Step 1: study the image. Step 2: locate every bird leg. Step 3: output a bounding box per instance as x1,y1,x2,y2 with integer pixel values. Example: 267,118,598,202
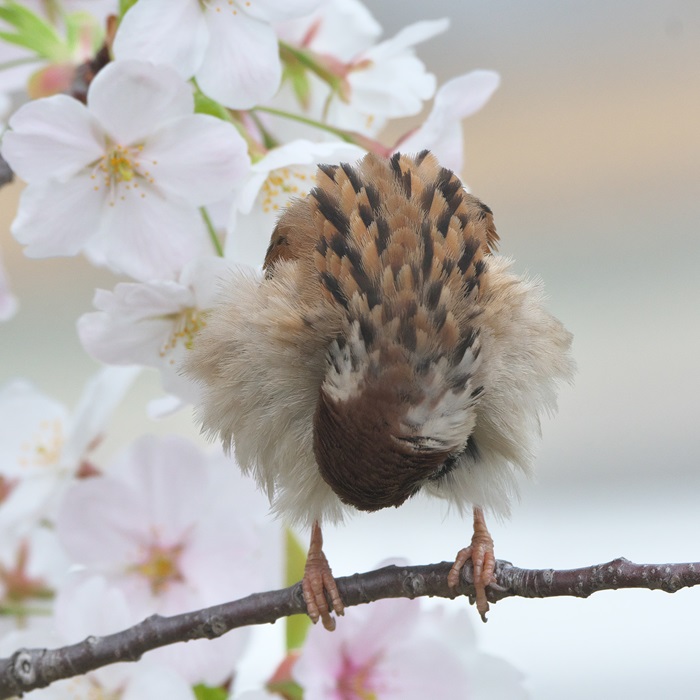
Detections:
301,520,345,631
447,507,496,622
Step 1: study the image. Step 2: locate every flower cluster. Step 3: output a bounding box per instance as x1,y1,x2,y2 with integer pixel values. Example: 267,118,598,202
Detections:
0,0,524,697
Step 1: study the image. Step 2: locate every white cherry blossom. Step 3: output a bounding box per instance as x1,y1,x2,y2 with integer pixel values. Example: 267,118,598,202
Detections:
276,0,382,63
227,139,366,266
269,17,448,140
77,256,230,406
1,60,249,281
397,70,501,176
0,367,138,533
113,0,323,109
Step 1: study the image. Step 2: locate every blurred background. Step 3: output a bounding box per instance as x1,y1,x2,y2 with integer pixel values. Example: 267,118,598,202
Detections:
2,0,700,697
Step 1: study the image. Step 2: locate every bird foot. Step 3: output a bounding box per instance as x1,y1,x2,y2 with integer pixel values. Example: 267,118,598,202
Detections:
302,521,344,631
447,508,496,622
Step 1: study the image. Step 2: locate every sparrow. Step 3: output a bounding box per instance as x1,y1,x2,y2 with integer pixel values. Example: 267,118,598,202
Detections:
186,150,574,630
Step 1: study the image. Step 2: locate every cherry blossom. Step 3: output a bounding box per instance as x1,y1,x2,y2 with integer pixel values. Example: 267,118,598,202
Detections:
0,526,69,635
397,70,501,176
270,17,448,140
55,435,281,684
77,256,231,406
294,597,528,700
113,0,323,109
0,367,138,533
0,0,113,103
227,139,366,266
276,0,382,63
1,60,249,280
0,607,197,700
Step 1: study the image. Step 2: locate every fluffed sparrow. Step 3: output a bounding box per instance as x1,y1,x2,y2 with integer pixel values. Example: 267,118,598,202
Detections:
186,150,574,629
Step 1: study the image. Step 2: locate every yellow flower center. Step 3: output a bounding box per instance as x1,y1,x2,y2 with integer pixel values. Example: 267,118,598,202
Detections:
260,166,312,213
160,307,207,363
134,543,184,596
19,419,64,469
202,0,253,15
91,142,157,205
336,652,381,700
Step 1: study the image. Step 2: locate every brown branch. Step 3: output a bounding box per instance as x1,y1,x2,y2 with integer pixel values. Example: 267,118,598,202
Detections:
0,557,698,698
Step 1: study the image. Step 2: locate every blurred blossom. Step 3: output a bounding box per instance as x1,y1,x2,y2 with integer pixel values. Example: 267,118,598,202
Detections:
0,367,138,533
0,0,112,101
227,139,366,266
0,611,196,700
0,245,18,321
77,256,231,407
276,0,382,62
294,597,528,700
55,435,281,684
113,0,323,109
271,17,447,140
0,527,69,634
397,70,501,177
1,60,249,281
331,18,448,130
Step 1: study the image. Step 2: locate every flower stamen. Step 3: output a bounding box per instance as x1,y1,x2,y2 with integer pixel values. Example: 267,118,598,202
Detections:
134,543,184,595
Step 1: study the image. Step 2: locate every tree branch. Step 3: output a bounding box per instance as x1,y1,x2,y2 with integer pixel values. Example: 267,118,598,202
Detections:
0,557,698,698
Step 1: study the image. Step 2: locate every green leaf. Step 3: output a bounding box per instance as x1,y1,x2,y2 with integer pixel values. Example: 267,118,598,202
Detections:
63,11,103,55
0,2,67,61
192,684,228,700
118,0,139,18
285,529,311,651
193,91,231,121
284,63,312,111
267,679,305,700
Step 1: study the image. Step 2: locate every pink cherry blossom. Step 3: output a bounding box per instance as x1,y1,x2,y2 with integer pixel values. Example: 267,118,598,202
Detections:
294,597,528,699
55,435,282,684
1,60,249,280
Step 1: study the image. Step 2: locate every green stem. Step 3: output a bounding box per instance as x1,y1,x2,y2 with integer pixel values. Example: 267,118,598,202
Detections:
279,40,342,92
0,56,41,71
0,604,51,617
254,105,354,143
247,110,280,150
200,207,224,257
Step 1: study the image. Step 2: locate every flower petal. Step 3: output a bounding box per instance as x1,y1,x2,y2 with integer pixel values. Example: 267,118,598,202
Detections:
246,0,324,22
84,192,208,281
400,70,501,173
11,175,104,258
113,0,209,79
78,281,194,367
141,115,250,203
197,10,281,109
62,366,141,465
110,435,209,542
87,60,194,145
2,95,103,182
56,475,146,566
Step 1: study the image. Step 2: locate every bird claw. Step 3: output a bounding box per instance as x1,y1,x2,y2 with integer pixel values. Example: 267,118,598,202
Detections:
447,509,496,623
302,521,344,631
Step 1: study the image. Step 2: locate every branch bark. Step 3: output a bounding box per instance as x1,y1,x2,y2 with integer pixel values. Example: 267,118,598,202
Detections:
0,556,697,698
